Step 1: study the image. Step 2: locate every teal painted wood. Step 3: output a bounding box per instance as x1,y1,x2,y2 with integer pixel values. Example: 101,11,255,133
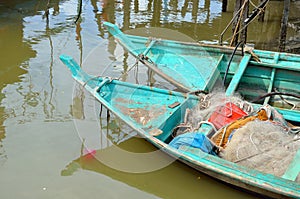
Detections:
103,22,300,93
282,149,300,181
104,22,222,92
263,68,276,105
225,54,251,96
60,55,198,136
104,22,300,123
61,55,300,198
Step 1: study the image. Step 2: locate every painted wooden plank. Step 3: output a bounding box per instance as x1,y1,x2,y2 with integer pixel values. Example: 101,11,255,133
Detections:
142,39,156,56
249,61,300,72
253,49,300,62
263,53,279,105
282,149,300,181
206,54,224,92
62,54,300,198
273,52,280,64
226,53,252,96
262,69,274,105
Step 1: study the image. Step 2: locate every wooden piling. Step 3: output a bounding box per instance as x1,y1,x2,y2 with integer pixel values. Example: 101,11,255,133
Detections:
231,0,249,46
257,0,266,22
279,0,290,52
231,0,243,46
241,0,249,44
222,0,227,12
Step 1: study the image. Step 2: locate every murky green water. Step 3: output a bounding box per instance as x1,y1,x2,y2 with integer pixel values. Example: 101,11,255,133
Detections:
0,0,299,198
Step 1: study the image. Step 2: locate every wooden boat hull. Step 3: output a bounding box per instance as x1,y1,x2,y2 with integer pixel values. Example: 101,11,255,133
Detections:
61,55,300,198
104,22,300,123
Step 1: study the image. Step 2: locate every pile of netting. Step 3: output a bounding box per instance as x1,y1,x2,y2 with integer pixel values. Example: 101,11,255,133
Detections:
177,91,300,181
173,91,253,137
219,119,300,181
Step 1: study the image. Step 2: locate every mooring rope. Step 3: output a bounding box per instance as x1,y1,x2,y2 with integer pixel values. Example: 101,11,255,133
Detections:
229,0,248,46
222,0,270,44
117,58,139,80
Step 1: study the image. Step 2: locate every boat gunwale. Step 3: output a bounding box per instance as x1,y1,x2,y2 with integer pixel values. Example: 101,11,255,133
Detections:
62,55,300,198
93,83,300,198
81,74,300,198
115,37,222,92
63,20,300,195
124,34,300,62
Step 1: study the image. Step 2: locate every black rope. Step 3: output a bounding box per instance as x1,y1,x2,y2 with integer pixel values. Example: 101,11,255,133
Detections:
251,91,300,103
223,41,244,86
75,0,82,24
244,0,269,25
99,104,103,117
106,109,110,121
138,53,154,64
188,90,208,96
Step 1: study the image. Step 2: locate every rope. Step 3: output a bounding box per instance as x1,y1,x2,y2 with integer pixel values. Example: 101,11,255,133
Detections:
188,90,208,96
246,0,269,24
195,121,218,133
223,41,244,86
81,75,114,88
134,60,140,84
251,91,300,103
223,0,269,44
249,0,259,9
219,1,248,44
75,0,82,23
117,58,139,80
274,88,298,109
229,0,248,46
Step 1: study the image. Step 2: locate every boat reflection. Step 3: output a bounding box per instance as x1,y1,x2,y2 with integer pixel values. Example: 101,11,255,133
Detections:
0,0,37,163
61,112,248,198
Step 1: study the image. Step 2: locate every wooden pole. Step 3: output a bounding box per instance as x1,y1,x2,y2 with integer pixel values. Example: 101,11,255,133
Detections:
279,0,290,52
240,0,249,44
258,0,266,22
222,0,228,12
151,0,162,26
123,0,130,30
231,0,243,46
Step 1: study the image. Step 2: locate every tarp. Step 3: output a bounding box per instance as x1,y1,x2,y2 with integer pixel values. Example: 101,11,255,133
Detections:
169,132,217,155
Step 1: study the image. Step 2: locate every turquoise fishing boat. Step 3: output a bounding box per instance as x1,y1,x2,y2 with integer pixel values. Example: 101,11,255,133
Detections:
103,22,300,122
60,55,300,198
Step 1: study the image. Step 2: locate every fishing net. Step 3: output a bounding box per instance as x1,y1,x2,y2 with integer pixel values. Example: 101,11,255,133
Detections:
219,120,300,181
186,91,252,128
210,108,269,148
172,91,252,137
172,90,300,181
175,91,300,181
